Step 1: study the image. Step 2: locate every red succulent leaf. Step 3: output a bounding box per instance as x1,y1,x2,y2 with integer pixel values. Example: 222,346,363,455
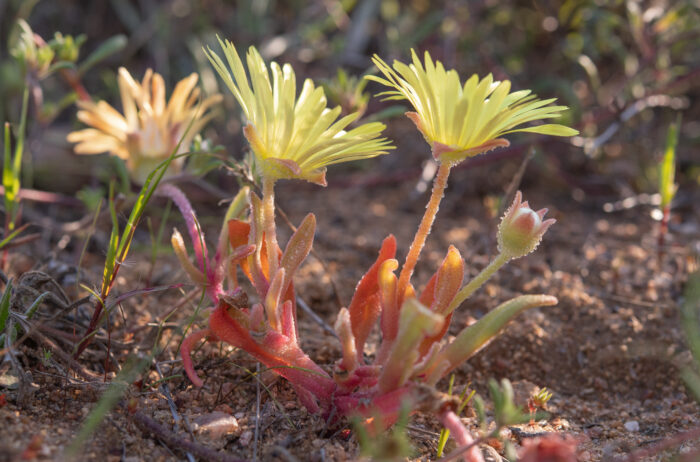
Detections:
180,328,214,387
209,301,335,407
335,386,412,433
348,235,397,359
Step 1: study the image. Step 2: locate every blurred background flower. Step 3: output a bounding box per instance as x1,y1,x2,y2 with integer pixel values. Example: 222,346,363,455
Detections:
67,67,221,184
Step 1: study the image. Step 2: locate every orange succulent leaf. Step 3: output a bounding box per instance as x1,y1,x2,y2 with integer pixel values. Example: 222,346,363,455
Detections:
228,219,253,277
419,273,437,307
228,219,250,248
348,235,397,357
378,259,399,342
416,246,463,356
431,246,464,314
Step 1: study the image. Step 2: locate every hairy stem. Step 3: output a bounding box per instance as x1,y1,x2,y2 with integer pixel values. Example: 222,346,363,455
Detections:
262,176,279,279
397,162,452,304
447,253,510,314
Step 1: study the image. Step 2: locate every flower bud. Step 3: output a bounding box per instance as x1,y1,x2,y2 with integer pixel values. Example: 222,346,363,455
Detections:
497,191,555,259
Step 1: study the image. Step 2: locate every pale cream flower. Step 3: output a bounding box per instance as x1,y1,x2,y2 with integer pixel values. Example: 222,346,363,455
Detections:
67,67,222,184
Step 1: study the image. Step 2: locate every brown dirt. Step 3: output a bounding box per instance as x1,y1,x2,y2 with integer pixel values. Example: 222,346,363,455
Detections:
1,156,698,462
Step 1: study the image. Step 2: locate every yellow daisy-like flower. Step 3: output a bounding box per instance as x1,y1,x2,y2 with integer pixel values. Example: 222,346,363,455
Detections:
205,37,393,185
368,50,578,164
67,68,222,184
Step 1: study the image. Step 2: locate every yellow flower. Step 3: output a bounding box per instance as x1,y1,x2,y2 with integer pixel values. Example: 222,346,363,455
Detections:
67,68,222,184
205,38,393,185
368,50,578,164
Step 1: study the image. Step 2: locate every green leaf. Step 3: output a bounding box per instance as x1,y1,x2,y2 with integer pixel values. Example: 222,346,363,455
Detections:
78,35,127,76
101,183,120,294
439,294,558,374
0,280,12,333
45,60,77,75
659,115,680,208
3,87,29,230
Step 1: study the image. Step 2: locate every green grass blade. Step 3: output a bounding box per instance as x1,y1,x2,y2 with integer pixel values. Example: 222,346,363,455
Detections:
0,280,12,332
659,115,680,208
681,271,700,364
0,222,30,250
77,35,127,76
13,87,29,181
65,354,150,457
101,183,120,294
3,122,13,223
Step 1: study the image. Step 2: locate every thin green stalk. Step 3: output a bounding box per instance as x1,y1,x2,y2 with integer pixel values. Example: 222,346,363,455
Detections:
447,253,510,314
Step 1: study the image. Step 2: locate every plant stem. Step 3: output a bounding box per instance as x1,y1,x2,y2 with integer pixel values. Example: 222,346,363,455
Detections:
396,161,452,305
657,204,670,259
262,176,279,278
438,409,485,462
446,253,510,314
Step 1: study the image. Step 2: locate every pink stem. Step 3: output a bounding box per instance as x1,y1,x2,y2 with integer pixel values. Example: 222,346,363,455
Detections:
158,183,208,273
439,409,485,462
180,328,211,387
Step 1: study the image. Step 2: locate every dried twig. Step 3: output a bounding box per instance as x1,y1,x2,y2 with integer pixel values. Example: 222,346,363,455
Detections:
614,425,700,462
125,405,248,462
296,296,338,339
155,361,196,462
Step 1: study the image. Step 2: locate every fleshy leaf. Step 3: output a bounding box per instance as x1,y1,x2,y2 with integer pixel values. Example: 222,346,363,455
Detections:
264,268,285,332
378,298,444,393
430,294,558,382
280,213,316,293
180,328,212,387
378,259,399,342
348,235,397,359
431,245,464,314
208,301,335,408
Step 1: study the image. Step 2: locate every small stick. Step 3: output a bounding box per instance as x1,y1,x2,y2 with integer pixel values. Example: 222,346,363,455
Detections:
498,148,535,219
614,425,700,462
155,361,196,462
296,297,338,338
125,405,247,462
253,362,261,462
24,321,101,381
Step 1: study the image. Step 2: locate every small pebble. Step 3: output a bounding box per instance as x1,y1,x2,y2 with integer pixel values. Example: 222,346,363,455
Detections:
624,420,639,432
193,411,240,439
239,430,253,447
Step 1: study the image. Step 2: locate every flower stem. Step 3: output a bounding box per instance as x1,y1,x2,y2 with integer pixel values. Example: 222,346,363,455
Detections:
438,409,485,462
446,253,510,314
262,176,279,278
397,161,453,305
